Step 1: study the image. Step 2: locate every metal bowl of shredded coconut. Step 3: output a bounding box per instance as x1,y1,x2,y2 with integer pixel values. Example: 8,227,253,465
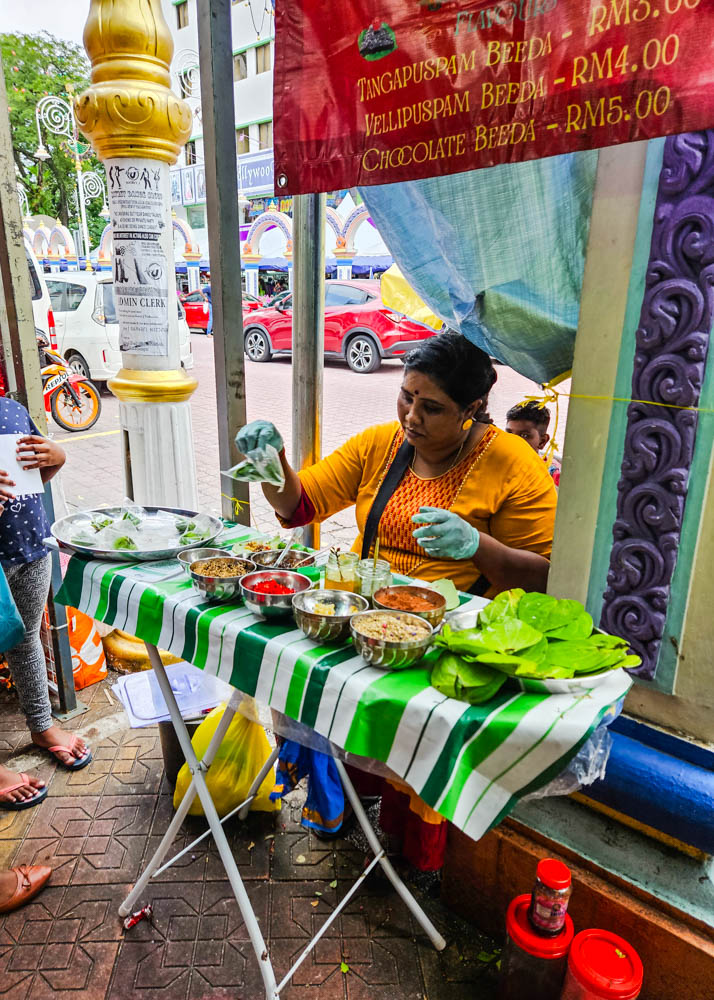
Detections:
350,610,434,669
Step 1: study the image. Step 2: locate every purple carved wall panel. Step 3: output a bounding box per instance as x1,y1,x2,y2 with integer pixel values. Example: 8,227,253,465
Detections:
600,132,714,680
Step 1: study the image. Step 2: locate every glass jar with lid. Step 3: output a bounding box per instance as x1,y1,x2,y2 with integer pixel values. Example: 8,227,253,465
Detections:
528,858,572,935
355,558,392,601
324,551,359,592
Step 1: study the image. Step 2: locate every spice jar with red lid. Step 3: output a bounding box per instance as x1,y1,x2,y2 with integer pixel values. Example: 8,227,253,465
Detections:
560,929,643,1000
528,857,572,935
499,893,574,1000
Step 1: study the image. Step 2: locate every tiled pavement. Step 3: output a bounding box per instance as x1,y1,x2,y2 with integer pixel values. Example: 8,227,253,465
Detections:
0,679,501,1000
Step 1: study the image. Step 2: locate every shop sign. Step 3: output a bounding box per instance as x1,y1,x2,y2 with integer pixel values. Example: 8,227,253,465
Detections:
238,149,275,196
274,0,714,193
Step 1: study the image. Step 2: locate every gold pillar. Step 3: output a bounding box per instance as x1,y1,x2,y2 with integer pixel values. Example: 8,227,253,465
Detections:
75,0,197,405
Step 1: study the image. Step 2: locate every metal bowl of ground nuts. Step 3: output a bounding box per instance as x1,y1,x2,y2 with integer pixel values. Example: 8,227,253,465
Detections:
189,555,256,603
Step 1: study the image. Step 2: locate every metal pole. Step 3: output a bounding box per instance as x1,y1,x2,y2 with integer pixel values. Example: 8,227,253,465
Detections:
0,55,80,717
291,194,325,549
197,0,249,525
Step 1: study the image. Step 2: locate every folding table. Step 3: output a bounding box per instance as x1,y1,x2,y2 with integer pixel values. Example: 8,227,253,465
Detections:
55,528,632,999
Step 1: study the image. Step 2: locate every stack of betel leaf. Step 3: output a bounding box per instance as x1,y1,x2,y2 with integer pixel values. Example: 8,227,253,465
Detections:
431,589,641,705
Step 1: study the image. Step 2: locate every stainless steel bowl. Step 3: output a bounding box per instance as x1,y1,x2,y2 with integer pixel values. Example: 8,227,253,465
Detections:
251,548,316,570
240,569,313,618
292,589,369,643
189,556,255,603
372,585,447,627
350,610,434,669
177,547,227,573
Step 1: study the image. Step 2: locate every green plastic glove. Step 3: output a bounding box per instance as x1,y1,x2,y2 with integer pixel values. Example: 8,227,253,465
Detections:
412,506,480,560
235,419,284,458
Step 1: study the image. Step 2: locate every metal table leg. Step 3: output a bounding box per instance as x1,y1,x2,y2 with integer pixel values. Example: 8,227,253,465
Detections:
118,643,279,1000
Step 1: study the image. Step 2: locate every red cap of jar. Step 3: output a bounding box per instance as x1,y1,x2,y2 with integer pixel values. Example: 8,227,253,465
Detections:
505,894,574,960
536,858,571,890
567,929,643,999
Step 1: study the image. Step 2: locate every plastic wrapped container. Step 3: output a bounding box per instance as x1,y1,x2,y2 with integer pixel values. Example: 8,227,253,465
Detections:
560,930,643,999
499,893,574,1000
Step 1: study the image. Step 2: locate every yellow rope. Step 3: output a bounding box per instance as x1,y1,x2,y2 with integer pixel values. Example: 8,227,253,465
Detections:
220,494,250,519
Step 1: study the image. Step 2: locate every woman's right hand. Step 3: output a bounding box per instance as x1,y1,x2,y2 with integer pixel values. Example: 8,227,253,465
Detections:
236,420,284,457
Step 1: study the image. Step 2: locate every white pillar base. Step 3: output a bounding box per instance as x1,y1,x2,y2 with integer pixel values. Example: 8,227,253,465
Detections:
119,398,199,510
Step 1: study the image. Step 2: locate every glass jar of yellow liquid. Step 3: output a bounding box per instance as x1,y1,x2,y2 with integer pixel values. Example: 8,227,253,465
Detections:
324,551,359,592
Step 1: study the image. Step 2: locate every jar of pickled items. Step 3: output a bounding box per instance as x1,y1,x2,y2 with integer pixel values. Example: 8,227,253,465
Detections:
324,551,359,592
528,858,572,935
499,893,574,1000
560,930,643,1000
356,558,392,601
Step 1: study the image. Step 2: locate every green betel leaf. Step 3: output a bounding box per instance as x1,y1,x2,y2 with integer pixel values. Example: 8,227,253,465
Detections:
478,589,525,626
517,592,558,629
479,619,543,653
474,652,537,676
431,652,507,703
546,611,594,640
544,598,588,630
546,640,616,675
428,578,460,611
436,626,490,658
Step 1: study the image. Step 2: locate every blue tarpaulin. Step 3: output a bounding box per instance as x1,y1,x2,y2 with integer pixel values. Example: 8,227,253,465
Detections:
360,151,598,384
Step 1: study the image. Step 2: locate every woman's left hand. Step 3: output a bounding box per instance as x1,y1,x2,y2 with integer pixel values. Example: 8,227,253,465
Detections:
412,507,480,560
16,435,65,471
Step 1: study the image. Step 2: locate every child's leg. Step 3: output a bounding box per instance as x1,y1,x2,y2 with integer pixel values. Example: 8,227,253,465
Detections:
4,556,52,733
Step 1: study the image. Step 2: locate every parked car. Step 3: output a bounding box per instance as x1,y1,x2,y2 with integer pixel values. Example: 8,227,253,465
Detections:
45,272,193,384
25,242,58,349
243,280,440,373
180,289,262,331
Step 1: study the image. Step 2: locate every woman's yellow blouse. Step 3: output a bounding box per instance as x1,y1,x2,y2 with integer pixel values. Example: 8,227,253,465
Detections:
295,421,557,593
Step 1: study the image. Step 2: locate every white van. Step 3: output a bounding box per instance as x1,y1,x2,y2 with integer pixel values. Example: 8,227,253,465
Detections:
44,271,194,383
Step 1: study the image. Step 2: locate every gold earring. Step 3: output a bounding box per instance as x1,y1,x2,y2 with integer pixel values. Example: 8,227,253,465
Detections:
462,418,473,431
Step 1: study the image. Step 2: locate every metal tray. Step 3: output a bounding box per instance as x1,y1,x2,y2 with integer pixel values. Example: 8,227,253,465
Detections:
51,506,224,563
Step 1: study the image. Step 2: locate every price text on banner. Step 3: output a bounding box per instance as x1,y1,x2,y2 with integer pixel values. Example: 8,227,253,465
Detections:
273,0,714,194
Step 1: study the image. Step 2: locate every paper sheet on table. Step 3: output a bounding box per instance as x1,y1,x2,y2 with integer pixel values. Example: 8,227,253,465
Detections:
0,434,43,497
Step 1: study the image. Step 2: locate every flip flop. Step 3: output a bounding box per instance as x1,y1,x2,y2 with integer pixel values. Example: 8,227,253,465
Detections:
0,774,48,811
40,745,93,771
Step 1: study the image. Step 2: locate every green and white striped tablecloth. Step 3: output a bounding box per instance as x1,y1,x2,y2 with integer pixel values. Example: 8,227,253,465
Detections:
57,525,632,842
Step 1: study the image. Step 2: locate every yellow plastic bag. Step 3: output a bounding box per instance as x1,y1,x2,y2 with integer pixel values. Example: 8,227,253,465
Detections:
173,703,280,817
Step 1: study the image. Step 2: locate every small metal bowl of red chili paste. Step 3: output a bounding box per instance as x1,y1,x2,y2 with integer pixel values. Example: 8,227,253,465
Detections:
240,570,312,619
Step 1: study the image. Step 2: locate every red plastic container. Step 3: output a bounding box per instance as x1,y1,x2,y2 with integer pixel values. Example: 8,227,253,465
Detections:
560,929,643,999
499,894,574,1000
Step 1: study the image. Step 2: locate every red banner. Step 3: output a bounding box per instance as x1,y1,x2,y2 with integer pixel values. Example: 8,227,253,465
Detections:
273,0,714,194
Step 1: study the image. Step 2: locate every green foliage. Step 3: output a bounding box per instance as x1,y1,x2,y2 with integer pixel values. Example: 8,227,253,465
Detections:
2,32,106,248
431,589,641,701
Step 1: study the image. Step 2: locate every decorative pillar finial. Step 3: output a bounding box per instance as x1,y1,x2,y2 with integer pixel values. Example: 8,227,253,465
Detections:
75,0,192,164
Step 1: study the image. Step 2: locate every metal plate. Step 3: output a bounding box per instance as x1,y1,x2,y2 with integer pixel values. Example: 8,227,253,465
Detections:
51,506,224,563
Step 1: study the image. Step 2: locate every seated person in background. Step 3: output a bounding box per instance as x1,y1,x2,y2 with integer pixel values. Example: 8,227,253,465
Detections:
505,401,561,487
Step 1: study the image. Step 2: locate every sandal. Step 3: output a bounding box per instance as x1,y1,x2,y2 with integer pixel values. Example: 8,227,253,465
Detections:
0,774,48,812
0,865,52,913
37,745,93,771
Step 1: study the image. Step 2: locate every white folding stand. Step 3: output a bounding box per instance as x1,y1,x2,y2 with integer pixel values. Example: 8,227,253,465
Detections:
118,642,446,1000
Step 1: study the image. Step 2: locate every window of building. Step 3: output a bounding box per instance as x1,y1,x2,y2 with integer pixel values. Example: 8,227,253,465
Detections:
256,42,271,74
176,1,188,30
258,120,272,150
233,52,247,82
187,205,205,230
236,130,251,156
185,140,197,166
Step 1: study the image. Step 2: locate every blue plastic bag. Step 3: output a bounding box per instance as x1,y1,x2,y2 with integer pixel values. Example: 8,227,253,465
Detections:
0,565,25,652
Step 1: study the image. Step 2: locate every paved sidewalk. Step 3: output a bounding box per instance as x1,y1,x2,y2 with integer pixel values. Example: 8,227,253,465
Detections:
0,679,501,999
54,335,568,550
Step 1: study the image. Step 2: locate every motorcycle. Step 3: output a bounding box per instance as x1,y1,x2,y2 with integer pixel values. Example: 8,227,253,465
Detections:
37,333,102,433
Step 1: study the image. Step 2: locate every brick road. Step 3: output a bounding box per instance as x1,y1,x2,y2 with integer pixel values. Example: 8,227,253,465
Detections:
0,678,502,999
54,334,568,547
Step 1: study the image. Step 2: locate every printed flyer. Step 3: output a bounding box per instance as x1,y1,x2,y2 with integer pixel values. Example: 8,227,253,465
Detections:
274,0,714,193
106,159,172,356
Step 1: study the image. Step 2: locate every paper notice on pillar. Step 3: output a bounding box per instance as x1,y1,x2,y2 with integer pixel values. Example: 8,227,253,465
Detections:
106,159,172,356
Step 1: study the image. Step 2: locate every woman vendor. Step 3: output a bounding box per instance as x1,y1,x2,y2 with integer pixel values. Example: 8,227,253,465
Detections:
238,332,557,868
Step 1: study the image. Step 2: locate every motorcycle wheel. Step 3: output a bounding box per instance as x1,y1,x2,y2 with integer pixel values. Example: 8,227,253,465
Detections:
50,380,102,432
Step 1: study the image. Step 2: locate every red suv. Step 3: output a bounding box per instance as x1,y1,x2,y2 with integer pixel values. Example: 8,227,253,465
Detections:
243,279,441,373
